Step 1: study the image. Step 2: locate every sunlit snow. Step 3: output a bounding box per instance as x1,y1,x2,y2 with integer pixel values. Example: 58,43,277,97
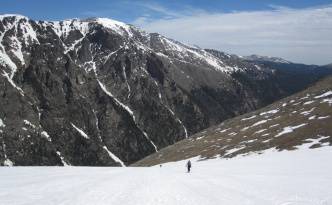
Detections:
0,146,331,205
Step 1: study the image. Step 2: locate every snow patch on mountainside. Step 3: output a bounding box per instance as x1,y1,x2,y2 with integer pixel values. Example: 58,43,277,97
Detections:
1,139,13,166
56,151,70,166
275,123,307,137
241,115,256,121
97,80,134,116
1,72,25,96
71,123,89,139
0,118,5,128
251,119,268,127
51,19,89,39
102,146,126,167
315,91,332,99
322,98,332,105
260,109,279,116
23,120,36,129
97,80,158,152
159,37,240,73
91,109,125,166
96,18,133,37
41,131,51,142
0,15,39,77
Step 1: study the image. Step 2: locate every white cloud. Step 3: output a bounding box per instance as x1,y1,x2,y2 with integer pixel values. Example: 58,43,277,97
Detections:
133,5,332,65
137,3,183,18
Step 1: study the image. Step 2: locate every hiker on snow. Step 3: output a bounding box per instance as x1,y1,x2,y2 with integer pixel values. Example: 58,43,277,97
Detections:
186,160,192,173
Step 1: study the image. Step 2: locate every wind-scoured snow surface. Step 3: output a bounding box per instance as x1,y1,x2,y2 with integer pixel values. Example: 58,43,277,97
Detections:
0,146,331,205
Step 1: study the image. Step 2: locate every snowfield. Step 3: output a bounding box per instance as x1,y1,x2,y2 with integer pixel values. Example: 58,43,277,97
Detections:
0,146,331,205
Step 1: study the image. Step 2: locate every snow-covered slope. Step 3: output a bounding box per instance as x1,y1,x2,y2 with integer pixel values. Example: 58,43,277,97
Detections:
0,144,331,205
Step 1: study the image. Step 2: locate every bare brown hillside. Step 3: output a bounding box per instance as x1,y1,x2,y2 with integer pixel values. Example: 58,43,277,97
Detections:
135,76,332,166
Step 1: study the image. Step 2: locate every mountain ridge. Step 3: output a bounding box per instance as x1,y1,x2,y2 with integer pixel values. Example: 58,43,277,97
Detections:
244,54,292,64
1,14,331,166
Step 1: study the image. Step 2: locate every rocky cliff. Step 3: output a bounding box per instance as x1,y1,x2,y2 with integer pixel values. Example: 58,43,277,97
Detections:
0,15,330,166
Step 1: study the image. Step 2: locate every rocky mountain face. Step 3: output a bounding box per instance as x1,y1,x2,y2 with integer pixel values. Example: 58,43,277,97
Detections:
0,15,331,166
135,76,332,166
244,57,332,95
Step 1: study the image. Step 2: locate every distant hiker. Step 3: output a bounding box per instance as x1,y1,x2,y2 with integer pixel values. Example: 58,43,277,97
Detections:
186,160,192,173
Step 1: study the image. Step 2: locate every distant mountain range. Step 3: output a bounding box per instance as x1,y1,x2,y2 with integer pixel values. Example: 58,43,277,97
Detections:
244,54,292,64
1,14,331,166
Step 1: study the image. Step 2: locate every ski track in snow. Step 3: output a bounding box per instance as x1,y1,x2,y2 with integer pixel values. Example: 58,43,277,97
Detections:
0,146,331,205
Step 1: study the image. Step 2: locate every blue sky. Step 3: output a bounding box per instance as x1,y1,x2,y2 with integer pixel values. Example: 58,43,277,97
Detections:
1,0,332,64
1,0,331,22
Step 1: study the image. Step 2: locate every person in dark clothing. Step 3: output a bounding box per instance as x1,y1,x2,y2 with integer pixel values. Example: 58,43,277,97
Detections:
186,160,192,173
